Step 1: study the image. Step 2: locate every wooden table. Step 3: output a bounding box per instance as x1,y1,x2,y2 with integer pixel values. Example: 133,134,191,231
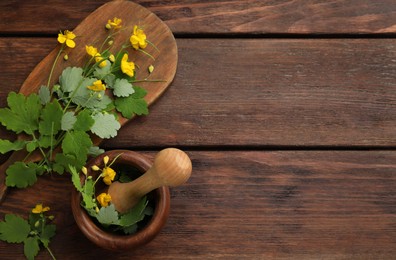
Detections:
1,0,396,259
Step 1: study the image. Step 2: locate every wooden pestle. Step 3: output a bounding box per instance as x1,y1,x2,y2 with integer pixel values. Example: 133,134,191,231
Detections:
108,148,192,213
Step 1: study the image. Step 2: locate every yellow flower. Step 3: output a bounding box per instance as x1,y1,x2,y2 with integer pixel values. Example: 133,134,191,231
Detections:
94,54,107,68
97,193,112,207
102,167,116,185
87,80,106,92
121,53,135,77
86,45,98,57
130,25,147,50
86,46,106,67
107,17,122,29
57,30,76,48
32,204,50,214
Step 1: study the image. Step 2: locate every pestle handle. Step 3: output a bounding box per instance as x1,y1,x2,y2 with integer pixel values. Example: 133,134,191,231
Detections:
108,148,192,213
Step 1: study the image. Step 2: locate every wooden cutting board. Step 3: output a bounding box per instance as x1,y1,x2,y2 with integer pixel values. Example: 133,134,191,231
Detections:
0,0,178,202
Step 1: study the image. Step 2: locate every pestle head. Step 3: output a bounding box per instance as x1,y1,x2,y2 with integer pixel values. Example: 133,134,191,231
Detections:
153,148,192,187
108,148,192,213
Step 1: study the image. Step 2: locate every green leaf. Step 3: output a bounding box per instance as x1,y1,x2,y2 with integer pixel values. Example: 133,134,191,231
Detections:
68,166,83,192
122,224,138,235
38,136,54,149
40,224,56,248
143,206,154,216
62,131,92,159
28,213,40,230
0,92,41,134
103,74,116,88
132,86,147,99
82,178,95,205
118,172,133,183
115,96,148,119
26,141,37,153
82,193,97,211
24,237,40,260
70,77,96,106
88,146,104,157
59,67,84,93
96,204,119,225
39,99,63,136
6,162,39,188
94,95,112,110
70,77,113,110
91,113,120,139
53,153,81,175
0,139,26,154
93,61,112,79
74,110,95,132
38,85,51,105
119,196,148,227
25,137,54,153
0,214,30,243
113,78,134,97
61,111,77,131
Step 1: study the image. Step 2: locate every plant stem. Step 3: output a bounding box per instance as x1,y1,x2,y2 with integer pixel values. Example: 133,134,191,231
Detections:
132,79,166,83
49,123,54,161
146,39,160,52
62,79,84,113
45,246,56,260
30,130,51,168
137,48,155,61
47,45,65,88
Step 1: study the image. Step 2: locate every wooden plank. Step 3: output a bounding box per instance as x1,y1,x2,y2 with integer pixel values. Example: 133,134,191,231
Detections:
1,0,396,35
1,38,396,147
1,151,395,258
108,38,396,147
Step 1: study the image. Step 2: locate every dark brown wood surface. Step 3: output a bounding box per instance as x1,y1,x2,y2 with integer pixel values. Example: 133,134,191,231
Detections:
1,151,396,259
1,1,396,259
1,0,396,35
2,38,396,147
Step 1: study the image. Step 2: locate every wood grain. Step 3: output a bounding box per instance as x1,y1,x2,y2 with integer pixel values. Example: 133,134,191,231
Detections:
2,38,396,147
1,0,396,35
1,151,395,259
111,38,396,147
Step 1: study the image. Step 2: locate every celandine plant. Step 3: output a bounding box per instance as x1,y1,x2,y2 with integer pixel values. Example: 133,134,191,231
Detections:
70,155,153,235
0,17,158,188
0,204,56,259
0,17,160,259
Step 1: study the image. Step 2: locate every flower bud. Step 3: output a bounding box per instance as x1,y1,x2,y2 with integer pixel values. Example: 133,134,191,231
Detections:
48,215,55,220
97,93,102,99
82,166,88,175
108,40,114,46
87,176,93,180
34,220,40,228
91,165,100,171
105,23,112,30
63,54,69,61
95,207,100,213
148,65,154,73
109,54,115,63
103,156,109,165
